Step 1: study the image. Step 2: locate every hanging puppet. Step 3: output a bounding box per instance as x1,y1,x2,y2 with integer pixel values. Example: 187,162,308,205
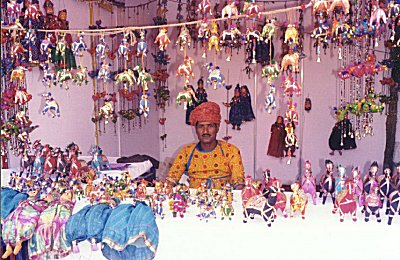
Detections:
197,19,210,58
182,85,198,125
328,112,357,156
267,116,286,158
195,78,208,105
285,122,299,164
240,85,255,122
224,85,243,130
41,92,60,117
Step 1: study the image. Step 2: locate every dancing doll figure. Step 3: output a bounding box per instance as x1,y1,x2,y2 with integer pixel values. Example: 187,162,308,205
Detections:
267,116,286,158
195,78,208,105
301,160,317,205
334,165,347,198
319,159,335,204
364,182,382,223
351,166,364,206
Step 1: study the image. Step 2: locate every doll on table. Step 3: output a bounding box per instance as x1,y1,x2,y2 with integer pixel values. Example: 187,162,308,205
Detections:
319,159,335,204
2,187,48,259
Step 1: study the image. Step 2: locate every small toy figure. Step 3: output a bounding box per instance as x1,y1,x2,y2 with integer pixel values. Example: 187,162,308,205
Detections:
243,1,261,19
97,62,112,83
154,27,171,51
220,196,234,220
137,30,147,57
301,160,317,205
224,85,243,130
72,32,87,57
261,63,280,85
73,66,88,86
393,162,400,190
351,166,363,206
197,20,211,58
115,69,137,89
334,164,347,197
196,0,213,17
176,85,197,111
290,182,308,219
151,193,166,219
241,175,260,211
284,99,299,125
42,92,60,118
205,63,226,89
281,52,300,73
176,56,195,85
332,180,357,222
284,122,299,164
319,159,335,204
284,24,299,45
176,26,192,51
197,203,216,222
364,182,382,222
220,24,241,61
90,145,111,177
172,193,186,218
208,21,220,52
243,186,278,227
195,78,208,105
221,1,239,18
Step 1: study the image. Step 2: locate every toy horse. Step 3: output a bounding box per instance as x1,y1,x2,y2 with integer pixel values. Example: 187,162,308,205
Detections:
42,92,60,118
99,99,115,124
265,85,277,114
154,27,171,51
176,56,195,85
15,109,31,126
208,22,220,52
282,76,302,97
56,69,73,89
176,86,198,110
221,1,239,19
42,65,56,87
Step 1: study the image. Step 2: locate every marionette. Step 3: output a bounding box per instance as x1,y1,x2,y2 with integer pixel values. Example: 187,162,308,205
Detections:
245,26,261,64
328,112,357,156
72,32,88,57
319,159,335,204
41,92,60,117
267,116,286,158
51,34,76,70
57,9,73,46
363,161,379,185
154,27,171,52
151,193,166,219
2,188,48,259
172,193,186,218
351,166,363,206
240,85,255,122
197,19,210,58
301,160,317,205
220,24,241,62
220,196,234,220
224,85,243,130
195,78,208,105
284,122,299,164
197,202,216,222
243,1,261,19
90,145,111,177
73,66,88,86
290,182,308,219
208,21,220,52
334,164,347,198
176,56,195,85
196,0,213,18
183,85,197,125
176,26,192,51
261,62,280,85
28,189,75,259
364,182,382,222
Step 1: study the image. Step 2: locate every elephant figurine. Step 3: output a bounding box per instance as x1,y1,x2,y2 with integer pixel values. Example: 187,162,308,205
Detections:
243,186,278,227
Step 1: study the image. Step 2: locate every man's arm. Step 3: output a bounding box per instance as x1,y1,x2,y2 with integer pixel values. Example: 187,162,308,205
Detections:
166,147,189,184
228,147,245,186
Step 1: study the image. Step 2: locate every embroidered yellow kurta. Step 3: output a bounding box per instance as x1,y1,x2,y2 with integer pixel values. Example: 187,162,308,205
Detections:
166,141,245,189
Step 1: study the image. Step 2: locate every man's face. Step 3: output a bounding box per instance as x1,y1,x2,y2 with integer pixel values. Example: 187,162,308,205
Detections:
195,122,219,145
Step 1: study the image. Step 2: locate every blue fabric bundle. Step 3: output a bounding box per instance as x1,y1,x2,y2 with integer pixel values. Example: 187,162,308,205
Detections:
1,187,29,221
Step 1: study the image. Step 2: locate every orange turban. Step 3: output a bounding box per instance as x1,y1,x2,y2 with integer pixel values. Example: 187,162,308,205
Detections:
189,101,221,126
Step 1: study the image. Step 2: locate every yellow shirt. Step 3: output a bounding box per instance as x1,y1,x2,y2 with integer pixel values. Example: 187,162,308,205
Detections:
166,141,245,189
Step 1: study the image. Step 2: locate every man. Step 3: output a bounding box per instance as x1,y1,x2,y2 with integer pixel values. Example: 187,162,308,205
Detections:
166,102,245,189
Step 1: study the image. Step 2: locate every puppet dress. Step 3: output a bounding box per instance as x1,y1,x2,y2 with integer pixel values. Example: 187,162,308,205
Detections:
1,188,29,222
195,88,208,105
86,203,114,246
66,205,91,250
2,197,47,247
101,202,159,260
228,96,243,129
240,90,255,122
328,119,357,151
29,198,75,259
267,122,286,158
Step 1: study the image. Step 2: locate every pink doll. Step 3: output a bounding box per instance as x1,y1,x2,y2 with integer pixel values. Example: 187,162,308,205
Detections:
301,160,317,205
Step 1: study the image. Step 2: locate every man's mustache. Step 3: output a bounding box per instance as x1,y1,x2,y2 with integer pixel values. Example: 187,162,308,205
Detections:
202,134,211,137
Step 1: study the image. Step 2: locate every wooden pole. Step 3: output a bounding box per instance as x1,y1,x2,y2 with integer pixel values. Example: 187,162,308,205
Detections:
89,2,99,146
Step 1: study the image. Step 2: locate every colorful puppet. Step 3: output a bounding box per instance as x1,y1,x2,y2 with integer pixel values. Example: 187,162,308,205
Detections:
114,69,137,89
176,86,198,110
42,92,60,118
176,26,192,51
176,56,195,85
284,122,299,164
261,63,280,84
281,52,300,73
208,21,220,52
73,66,88,86
301,160,317,205
154,27,171,52
98,94,117,124
243,186,278,227
205,63,226,89
224,85,243,130
72,32,87,57
221,1,239,19
319,160,335,205
137,31,148,57
196,0,213,17
198,19,210,58
332,180,357,222
265,85,277,114
290,182,308,219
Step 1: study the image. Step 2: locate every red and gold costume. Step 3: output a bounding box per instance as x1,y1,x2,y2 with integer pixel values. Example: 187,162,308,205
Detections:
166,141,245,189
